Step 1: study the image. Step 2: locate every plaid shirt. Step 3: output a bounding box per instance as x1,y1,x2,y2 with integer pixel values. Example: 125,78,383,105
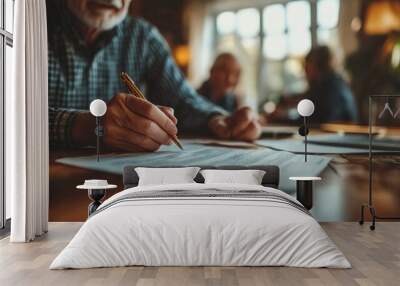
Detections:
47,2,225,147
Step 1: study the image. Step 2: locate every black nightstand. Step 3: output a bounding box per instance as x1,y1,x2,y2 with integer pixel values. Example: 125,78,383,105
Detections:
77,180,117,216
289,177,321,210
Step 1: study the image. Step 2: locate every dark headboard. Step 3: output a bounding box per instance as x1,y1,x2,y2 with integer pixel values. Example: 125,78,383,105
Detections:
123,165,280,189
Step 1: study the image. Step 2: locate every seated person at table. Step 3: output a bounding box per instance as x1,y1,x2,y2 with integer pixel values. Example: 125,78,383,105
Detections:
271,46,358,124
47,0,261,152
197,53,242,113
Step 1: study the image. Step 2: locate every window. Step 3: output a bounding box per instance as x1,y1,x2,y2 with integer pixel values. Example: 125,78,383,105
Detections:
1,0,14,230
5,0,13,33
262,1,312,102
215,8,261,104
237,8,260,38
213,0,341,110
317,0,341,50
216,11,236,35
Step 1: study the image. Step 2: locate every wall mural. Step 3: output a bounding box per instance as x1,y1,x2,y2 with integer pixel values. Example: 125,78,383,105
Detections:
48,0,267,221
48,0,398,223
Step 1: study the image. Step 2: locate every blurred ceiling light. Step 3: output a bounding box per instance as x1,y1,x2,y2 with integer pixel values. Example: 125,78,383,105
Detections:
174,45,190,67
392,42,400,68
263,101,277,114
217,11,236,35
351,17,362,32
364,1,400,35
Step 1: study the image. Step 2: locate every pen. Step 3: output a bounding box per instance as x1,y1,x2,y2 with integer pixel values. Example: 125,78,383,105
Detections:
120,72,184,150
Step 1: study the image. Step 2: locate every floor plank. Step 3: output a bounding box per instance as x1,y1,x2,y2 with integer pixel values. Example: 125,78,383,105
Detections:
0,222,399,286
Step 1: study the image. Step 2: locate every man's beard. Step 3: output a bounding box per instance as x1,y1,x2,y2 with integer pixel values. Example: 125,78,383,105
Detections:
68,0,128,31
79,11,128,31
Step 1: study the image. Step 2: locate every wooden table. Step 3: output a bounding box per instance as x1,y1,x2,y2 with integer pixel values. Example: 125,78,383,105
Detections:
50,148,123,221
49,144,400,222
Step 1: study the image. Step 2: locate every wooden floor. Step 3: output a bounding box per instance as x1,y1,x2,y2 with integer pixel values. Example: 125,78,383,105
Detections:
1,222,399,286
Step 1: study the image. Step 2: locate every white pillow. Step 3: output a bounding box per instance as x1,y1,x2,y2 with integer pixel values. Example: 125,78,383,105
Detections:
200,169,266,185
135,167,200,186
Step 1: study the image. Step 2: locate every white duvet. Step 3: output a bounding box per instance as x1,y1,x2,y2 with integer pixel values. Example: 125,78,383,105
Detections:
50,183,351,269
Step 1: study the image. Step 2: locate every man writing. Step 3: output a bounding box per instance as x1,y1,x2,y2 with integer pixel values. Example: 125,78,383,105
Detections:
48,0,261,152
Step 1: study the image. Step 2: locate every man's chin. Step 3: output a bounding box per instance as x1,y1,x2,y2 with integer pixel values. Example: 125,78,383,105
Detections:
222,88,236,95
81,12,127,31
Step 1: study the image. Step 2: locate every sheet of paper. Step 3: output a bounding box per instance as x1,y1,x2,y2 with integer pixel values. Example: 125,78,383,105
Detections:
56,141,332,192
183,139,258,149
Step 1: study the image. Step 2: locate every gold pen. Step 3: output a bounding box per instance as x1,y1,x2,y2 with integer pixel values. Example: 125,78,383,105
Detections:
120,72,184,150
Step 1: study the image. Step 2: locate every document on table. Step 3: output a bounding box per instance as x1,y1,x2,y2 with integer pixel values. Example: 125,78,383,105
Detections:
182,139,259,149
56,141,332,192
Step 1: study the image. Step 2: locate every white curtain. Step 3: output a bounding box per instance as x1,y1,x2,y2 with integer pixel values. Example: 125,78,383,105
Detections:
186,0,214,87
8,0,49,242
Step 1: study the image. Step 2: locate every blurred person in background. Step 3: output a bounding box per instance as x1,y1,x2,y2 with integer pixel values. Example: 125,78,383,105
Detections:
47,0,261,152
270,45,358,124
197,53,242,113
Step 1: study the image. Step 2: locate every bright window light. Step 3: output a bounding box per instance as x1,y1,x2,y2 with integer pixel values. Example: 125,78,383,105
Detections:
317,29,339,52
264,35,287,60
5,0,14,33
237,8,260,38
263,4,285,35
318,0,340,29
288,30,311,56
287,1,311,31
317,29,331,44
5,44,13,220
217,35,236,51
285,58,305,76
216,11,236,35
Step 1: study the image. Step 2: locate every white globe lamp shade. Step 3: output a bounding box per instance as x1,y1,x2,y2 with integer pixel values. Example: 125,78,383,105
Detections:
90,99,107,117
297,99,315,117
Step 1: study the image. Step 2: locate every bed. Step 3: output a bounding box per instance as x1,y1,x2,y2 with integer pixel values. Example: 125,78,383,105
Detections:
50,165,350,269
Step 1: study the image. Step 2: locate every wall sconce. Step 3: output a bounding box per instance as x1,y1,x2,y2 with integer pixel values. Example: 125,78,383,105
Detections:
90,99,107,162
364,1,400,71
297,99,315,162
174,45,190,67
364,1,400,35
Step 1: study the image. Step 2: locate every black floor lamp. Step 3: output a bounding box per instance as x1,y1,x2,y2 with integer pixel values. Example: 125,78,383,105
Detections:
89,99,107,162
288,99,318,210
297,99,315,162
359,94,400,230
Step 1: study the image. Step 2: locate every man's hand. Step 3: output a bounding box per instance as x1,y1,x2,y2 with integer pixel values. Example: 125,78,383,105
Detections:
102,93,178,152
72,93,178,152
208,107,261,141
